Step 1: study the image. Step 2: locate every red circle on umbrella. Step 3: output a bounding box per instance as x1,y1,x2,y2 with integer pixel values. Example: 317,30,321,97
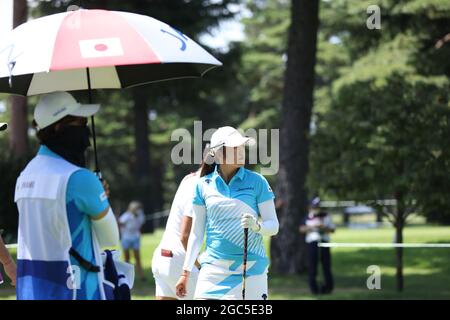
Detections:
95,44,108,52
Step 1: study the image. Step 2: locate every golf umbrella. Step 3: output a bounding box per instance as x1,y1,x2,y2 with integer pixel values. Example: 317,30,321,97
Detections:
0,9,222,175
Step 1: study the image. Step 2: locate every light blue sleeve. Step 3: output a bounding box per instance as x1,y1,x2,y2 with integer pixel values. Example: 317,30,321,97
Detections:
67,169,110,218
256,174,275,204
192,180,205,206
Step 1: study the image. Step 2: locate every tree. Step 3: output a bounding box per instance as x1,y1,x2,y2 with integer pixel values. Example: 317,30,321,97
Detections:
240,0,290,120
271,0,321,274
8,0,28,157
131,87,154,229
309,0,450,291
311,72,449,291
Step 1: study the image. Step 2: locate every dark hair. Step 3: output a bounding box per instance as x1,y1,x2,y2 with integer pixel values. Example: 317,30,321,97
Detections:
33,115,82,143
200,162,216,177
199,155,216,178
199,146,226,177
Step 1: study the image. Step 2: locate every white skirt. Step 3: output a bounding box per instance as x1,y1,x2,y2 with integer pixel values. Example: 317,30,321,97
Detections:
194,259,269,300
151,245,199,300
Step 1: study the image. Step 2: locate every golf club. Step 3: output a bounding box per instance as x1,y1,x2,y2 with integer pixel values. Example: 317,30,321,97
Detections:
242,227,249,300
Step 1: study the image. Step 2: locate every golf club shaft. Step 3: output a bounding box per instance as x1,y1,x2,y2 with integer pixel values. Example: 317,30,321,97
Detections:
242,227,248,300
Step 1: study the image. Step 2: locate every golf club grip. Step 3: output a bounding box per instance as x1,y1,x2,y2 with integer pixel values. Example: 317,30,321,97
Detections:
242,227,249,300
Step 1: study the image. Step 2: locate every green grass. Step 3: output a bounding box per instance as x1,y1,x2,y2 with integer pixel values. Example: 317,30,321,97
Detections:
1,225,450,300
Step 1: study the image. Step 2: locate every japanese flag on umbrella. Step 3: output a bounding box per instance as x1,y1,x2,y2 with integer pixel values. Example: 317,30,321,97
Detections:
0,9,222,96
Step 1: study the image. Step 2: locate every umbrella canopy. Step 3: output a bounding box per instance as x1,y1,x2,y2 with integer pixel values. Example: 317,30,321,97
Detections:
0,9,222,96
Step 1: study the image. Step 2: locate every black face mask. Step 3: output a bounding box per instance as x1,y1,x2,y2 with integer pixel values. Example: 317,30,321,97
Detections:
44,126,91,167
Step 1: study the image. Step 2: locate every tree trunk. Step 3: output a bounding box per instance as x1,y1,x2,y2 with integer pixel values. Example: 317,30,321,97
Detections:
132,87,153,232
376,210,383,223
271,0,320,274
9,0,28,158
150,158,165,228
395,222,404,291
150,158,164,212
395,198,405,292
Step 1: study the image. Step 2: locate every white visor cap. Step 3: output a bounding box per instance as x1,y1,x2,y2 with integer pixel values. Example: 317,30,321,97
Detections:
209,126,256,150
34,91,100,130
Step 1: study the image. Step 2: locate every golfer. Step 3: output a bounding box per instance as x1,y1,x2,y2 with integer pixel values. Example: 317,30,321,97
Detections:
14,91,119,300
176,126,279,300
152,169,200,300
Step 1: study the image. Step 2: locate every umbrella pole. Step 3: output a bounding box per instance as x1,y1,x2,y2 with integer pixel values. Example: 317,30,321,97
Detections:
86,68,102,179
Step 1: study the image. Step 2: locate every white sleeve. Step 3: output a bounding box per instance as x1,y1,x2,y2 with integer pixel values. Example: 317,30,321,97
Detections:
257,200,279,236
138,212,146,226
171,177,192,217
183,204,206,272
180,177,196,218
182,197,194,218
118,213,128,224
92,208,120,248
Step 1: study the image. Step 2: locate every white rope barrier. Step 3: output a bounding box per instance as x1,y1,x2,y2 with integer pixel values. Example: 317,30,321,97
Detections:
320,199,398,208
6,242,450,250
7,242,449,249
318,242,450,248
146,209,170,221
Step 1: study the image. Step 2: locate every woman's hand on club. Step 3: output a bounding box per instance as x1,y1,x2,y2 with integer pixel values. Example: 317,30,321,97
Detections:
241,213,260,232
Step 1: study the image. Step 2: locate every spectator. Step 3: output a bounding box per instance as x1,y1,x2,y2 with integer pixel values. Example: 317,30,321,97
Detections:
299,197,335,295
119,201,146,281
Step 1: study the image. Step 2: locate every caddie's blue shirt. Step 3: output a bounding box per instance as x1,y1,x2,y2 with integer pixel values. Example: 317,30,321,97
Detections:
193,165,275,274
38,145,109,300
